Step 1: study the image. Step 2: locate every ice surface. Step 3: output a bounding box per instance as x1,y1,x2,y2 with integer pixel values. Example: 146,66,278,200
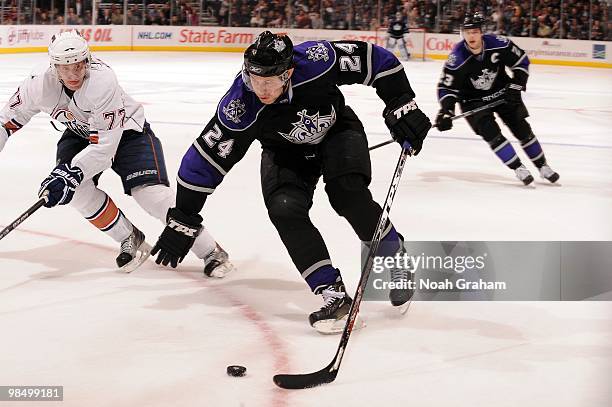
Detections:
1,52,611,406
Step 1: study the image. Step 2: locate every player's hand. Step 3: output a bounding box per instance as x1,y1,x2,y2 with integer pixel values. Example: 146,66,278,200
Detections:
38,163,83,207
383,94,432,155
0,125,9,153
152,208,202,268
435,109,454,131
503,83,523,105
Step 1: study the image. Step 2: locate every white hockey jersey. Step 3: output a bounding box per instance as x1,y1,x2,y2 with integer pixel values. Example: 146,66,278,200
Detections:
0,58,146,181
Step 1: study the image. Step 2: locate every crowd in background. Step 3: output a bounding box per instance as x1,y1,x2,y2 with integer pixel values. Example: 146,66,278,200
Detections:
1,0,610,40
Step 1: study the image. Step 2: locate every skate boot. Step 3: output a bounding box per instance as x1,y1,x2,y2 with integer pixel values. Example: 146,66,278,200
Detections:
309,281,364,334
538,164,560,183
116,226,151,273
514,165,534,185
203,243,235,278
388,235,414,314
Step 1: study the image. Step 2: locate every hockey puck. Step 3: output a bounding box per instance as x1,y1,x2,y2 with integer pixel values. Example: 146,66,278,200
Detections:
226,365,247,377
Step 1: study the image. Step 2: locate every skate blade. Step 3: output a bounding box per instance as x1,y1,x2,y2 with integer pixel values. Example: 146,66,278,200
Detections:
119,242,152,273
313,315,366,335
394,299,412,315
206,261,236,278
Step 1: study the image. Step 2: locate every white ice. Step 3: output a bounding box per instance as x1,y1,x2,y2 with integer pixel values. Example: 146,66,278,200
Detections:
0,52,611,407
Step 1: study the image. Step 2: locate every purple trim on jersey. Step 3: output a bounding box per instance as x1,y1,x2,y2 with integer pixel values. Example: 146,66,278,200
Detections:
375,226,401,258
514,53,530,71
523,139,543,159
483,34,511,50
292,41,337,87
178,145,224,189
217,75,265,131
496,143,518,163
371,44,402,78
437,88,458,102
305,264,339,293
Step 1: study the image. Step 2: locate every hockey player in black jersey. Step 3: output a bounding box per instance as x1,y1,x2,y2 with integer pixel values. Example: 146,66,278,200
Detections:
436,13,559,185
151,31,431,333
386,12,411,60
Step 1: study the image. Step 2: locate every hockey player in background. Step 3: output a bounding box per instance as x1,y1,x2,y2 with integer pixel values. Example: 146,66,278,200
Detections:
0,30,234,275
386,12,411,60
151,31,431,333
436,12,559,185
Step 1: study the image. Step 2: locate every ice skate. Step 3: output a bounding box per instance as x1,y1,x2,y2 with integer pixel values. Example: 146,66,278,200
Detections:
309,281,365,335
203,243,235,278
116,227,151,273
515,165,534,186
538,164,560,183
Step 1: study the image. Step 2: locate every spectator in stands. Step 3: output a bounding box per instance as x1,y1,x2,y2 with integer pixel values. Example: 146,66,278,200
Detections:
66,8,80,25
296,9,312,28
112,6,123,25
537,15,552,37
127,10,141,25
311,11,323,29
98,8,112,25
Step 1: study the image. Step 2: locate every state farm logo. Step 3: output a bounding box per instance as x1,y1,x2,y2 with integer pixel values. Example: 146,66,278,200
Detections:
541,40,561,47
7,27,45,45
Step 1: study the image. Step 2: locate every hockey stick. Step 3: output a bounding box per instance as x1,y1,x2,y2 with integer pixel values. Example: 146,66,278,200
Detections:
368,99,506,151
0,195,48,242
273,141,414,389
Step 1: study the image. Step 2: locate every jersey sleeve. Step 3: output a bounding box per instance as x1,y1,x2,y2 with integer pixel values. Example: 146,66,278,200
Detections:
176,78,258,215
328,40,415,105
0,74,43,137
437,47,467,112
71,72,126,180
500,38,530,88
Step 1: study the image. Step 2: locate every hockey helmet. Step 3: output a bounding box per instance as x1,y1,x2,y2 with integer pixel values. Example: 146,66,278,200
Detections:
462,12,485,30
243,31,294,77
49,30,90,65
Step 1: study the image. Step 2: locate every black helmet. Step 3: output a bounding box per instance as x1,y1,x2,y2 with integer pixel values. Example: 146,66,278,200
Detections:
244,31,294,77
462,12,485,30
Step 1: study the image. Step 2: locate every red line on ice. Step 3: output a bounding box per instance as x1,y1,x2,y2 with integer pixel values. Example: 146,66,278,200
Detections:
2,227,292,407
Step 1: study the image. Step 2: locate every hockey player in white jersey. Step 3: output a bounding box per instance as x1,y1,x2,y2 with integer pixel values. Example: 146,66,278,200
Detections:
0,30,233,275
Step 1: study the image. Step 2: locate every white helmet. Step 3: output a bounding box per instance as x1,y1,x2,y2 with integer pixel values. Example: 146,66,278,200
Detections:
48,30,90,65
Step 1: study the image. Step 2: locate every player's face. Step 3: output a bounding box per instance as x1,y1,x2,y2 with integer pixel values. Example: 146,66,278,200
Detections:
463,28,483,53
56,60,87,90
250,69,294,104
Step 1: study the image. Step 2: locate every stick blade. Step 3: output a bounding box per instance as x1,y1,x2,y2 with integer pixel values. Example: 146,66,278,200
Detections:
273,362,338,389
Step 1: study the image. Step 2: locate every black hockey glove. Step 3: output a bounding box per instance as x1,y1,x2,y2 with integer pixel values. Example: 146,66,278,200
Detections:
435,109,454,132
152,208,203,268
504,83,523,105
38,163,84,207
383,94,432,155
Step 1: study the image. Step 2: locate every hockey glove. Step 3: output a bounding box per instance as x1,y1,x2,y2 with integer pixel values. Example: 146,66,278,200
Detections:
383,94,432,155
435,109,454,132
504,83,523,105
39,163,84,207
152,208,203,268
